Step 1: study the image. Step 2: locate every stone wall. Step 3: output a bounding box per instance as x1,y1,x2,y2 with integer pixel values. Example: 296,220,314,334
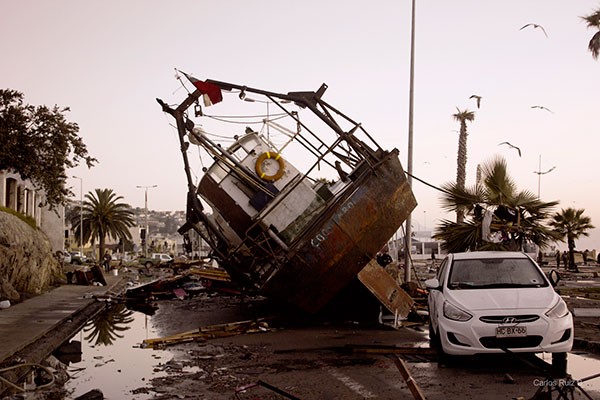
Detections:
0,211,62,301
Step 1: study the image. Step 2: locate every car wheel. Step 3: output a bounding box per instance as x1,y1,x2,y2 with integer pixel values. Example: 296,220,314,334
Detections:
551,352,567,377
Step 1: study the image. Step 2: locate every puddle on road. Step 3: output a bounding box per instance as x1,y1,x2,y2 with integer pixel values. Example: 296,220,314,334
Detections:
59,303,600,398
538,351,600,392
62,305,172,399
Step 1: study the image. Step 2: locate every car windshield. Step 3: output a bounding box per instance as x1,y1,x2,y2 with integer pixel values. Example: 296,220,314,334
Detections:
447,257,548,289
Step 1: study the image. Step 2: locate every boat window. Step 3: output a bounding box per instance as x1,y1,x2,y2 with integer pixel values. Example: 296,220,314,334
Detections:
240,135,261,152
231,135,261,162
208,162,230,183
232,146,248,162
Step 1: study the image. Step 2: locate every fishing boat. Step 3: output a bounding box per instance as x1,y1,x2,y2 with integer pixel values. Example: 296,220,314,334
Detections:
157,73,417,313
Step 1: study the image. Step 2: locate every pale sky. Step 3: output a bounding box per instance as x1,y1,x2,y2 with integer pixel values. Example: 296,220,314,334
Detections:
2,1,599,251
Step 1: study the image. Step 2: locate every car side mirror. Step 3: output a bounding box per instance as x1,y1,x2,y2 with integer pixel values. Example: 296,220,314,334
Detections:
548,269,561,287
424,278,441,290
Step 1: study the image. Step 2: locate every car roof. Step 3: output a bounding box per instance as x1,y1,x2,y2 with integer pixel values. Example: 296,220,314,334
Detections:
450,251,529,260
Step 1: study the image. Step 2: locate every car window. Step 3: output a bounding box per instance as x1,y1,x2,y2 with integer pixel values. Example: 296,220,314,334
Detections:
436,257,449,286
448,257,548,289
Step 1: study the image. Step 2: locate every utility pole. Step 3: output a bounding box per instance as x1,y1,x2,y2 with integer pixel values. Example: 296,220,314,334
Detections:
136,185,157,257
533,155,556,199
404,0,416,283
72,175,83,256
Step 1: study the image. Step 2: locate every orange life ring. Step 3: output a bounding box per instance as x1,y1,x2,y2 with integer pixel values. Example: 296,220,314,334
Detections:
255,152,285,182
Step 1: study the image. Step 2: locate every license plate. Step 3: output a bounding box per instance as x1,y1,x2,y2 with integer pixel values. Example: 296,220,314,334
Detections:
496,326,527,338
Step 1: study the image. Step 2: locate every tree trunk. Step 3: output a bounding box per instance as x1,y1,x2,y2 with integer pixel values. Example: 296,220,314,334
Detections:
456,124,467,224
99,230,106,263
567,236,577,271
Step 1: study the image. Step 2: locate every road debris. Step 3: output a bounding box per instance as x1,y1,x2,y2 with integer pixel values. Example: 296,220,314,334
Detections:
390,355,427,400
235,380,301,400
142,318,272,349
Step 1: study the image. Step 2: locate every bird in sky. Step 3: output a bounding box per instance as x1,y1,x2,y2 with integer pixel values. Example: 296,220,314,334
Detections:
499,141,521,157
534,166,556,175
469,94,482,109
520,23,548,38
531,105,554,113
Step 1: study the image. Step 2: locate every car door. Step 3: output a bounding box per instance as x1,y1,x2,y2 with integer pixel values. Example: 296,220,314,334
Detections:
429,256,449,334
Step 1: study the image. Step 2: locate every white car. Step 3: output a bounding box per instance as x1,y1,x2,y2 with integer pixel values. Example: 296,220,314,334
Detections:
61,251,72,264
151,253,173,263
425,251,572,364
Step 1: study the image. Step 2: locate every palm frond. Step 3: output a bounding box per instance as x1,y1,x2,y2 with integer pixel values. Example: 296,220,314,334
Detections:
435,155,561,251
589,30,600,60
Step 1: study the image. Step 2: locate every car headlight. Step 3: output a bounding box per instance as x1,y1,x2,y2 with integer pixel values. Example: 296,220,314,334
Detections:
443,301,472,321
545,298,569,319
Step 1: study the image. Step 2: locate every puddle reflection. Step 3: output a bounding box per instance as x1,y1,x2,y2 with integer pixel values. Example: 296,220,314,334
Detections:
61,305,600,398
83,304,135,346
538,351,600,392
64,306,171,399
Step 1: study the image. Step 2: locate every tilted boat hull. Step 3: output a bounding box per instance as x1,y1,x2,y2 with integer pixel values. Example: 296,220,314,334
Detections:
158,76,417,314
256,152,415,313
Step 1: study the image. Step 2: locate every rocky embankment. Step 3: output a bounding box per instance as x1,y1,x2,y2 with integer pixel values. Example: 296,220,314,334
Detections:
0,211,62,303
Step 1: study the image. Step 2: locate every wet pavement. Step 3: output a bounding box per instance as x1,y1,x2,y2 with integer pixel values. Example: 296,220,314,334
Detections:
1,264,600,399
0,273,122,365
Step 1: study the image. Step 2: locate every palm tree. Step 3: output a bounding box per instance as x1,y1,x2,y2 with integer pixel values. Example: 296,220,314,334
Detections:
72,188,135,260
549,208,595,270
434,156,560,253
582,7,600,60
452,108,475,223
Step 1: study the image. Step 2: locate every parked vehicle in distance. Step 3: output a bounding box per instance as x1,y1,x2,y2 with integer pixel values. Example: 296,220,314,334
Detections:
69,251,87,265
138,253,173,268
61,251,72,264
425,251,573,369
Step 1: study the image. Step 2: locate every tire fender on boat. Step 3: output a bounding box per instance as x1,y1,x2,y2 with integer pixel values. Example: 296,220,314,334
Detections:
255,152,285,181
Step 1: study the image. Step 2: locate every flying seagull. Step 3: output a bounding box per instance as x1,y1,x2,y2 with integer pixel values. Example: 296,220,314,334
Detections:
469,94,482,109
499,141,521,157
534,166,556,175
531,105,554,113
520,23,548,38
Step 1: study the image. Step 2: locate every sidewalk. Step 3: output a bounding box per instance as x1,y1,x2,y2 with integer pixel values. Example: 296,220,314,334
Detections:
0,272,124,364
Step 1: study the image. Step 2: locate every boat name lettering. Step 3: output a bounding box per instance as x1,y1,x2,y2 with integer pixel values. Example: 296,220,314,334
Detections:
310,200,355,247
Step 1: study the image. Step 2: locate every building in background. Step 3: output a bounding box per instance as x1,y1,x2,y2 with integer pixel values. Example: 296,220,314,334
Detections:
0,170,64,253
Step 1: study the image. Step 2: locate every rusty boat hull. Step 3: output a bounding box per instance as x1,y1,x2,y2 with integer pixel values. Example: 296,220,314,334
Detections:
259,152,415,312
158,76,417,313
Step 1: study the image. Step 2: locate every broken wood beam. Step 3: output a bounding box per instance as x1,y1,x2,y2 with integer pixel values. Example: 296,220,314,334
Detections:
142,318,272,349
391,355,427,400
345,344,436,356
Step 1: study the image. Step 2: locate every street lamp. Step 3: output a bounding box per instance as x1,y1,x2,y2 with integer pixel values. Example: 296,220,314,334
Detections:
136,185,158,257
72,175,83,256
404,0,416,283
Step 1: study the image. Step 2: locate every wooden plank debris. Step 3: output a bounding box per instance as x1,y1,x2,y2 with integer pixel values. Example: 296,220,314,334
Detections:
235,380,301,400
344,344,436,356
189,267,231,282
357,259,414,320
391,355,427,400
142,318,271,349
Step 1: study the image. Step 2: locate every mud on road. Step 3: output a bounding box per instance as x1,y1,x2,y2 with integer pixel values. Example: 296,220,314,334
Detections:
141,290,600,400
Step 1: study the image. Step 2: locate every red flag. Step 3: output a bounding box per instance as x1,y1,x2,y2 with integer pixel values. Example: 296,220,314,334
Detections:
182,72,223,106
